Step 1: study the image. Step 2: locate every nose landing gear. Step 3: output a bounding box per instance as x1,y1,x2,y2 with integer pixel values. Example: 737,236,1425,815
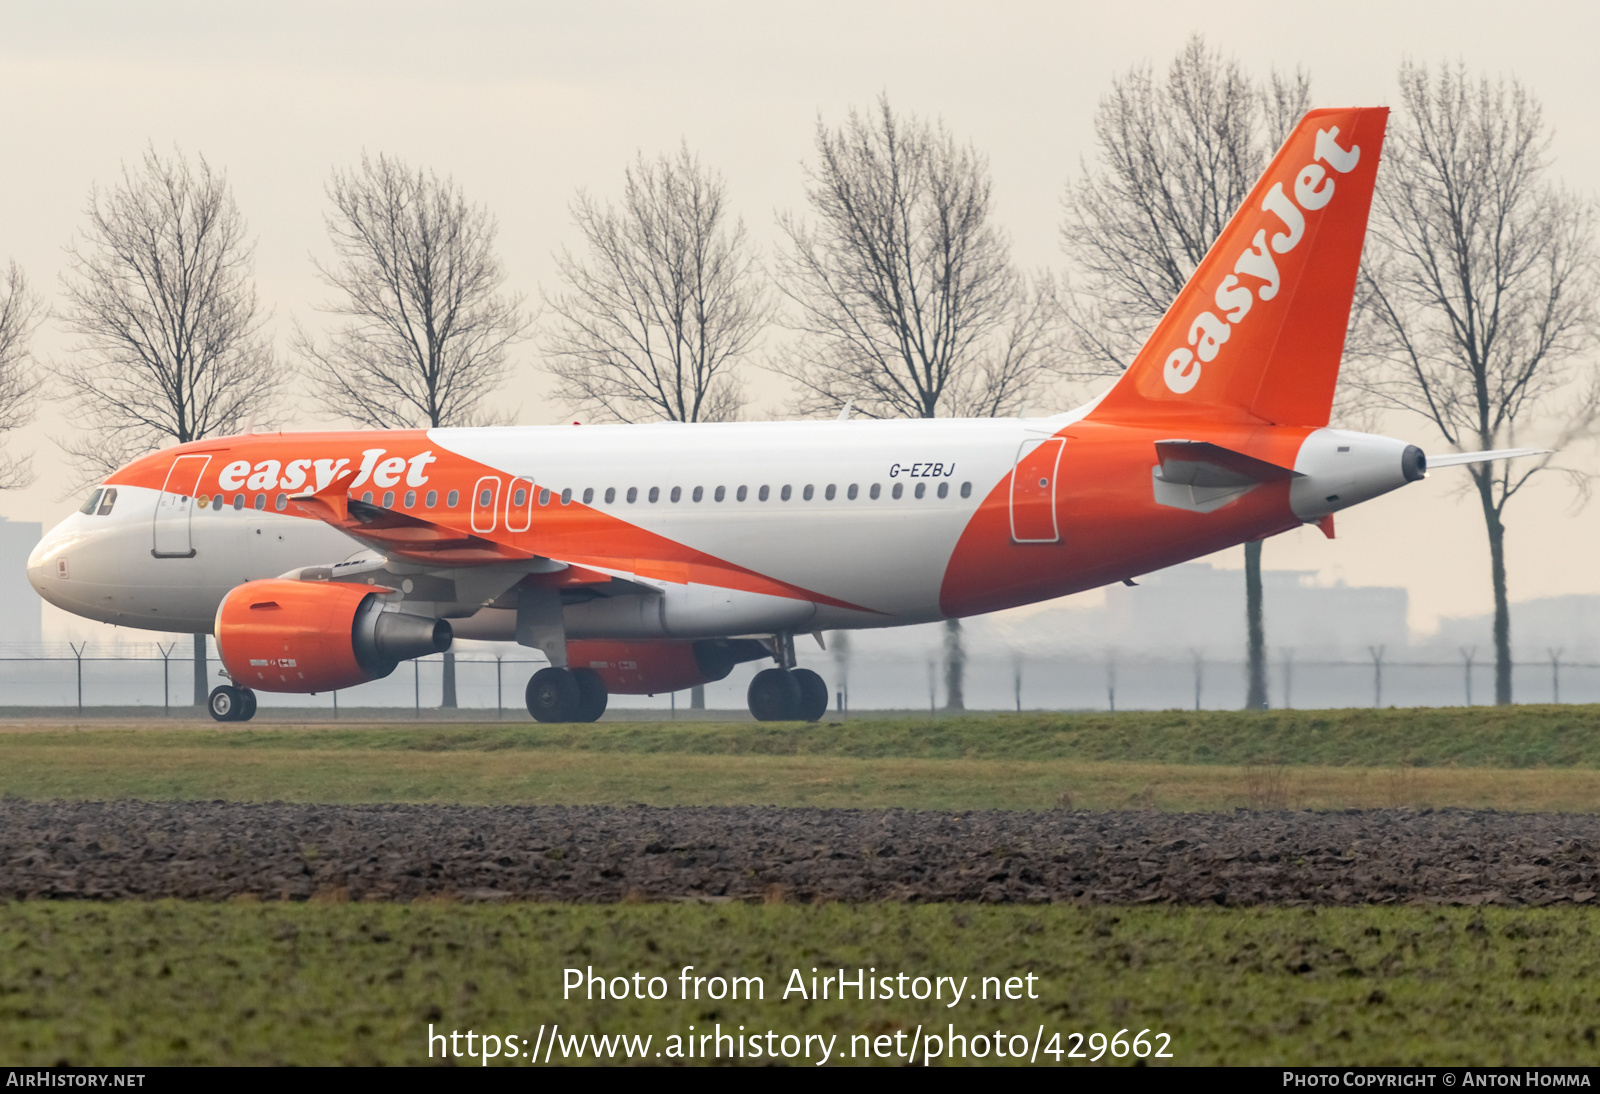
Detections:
208,684,257,722
747,667,829,722
525,667,608,723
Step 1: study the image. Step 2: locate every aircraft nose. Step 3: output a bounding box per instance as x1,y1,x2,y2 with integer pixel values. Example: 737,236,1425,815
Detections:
28,515,78,605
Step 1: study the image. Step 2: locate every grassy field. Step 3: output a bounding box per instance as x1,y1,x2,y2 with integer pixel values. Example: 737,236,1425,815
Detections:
3,900,1596,1066
4,707,1600,811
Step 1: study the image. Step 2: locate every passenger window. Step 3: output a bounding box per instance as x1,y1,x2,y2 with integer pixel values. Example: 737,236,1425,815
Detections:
758,485,770,501
892,483,903,499
914,483,925,499
960,481,972,498
382,490,395,508
670,486,681,502
561,488,572,505
937,481,948,499
583,487,594,504
275,493,288,511
847,484,858,500
513,487,527,506
425,490,437,507
212,494,224,511
80,489,103,515
802,485,814,501
605,487,617,504
627,487,638,503
780,485,792,501
692,486,703,502
476,489,489,507
648,486,660,503
97,488,118,515
404,490,416,508
447,490,460,507
538,488,551,506
869,484,881,500
824,484,836,500
233,494,245,510
255,494,268,510
714,486,724,501
736,486,747,501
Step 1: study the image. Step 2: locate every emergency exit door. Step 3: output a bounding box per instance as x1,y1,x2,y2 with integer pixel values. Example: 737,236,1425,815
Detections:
1009,438,1063,544
151,454,210,558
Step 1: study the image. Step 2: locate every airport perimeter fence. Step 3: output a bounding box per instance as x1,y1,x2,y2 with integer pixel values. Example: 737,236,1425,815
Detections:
1,644,1597,714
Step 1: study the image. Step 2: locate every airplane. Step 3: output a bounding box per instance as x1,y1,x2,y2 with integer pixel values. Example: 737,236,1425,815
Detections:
27,107,1537,723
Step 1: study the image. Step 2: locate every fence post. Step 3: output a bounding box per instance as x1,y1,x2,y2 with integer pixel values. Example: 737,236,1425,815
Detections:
496,655,503,720
1107,658,1117,713
1280,648,1294,710
414,659,420,717
70,642,85,711
1013,658,1022,713
1551,648,1563,704
332,690,338,719
1461,646,1475,707
1369,645,1385,708
157,642,173,713
1191,650,1202,711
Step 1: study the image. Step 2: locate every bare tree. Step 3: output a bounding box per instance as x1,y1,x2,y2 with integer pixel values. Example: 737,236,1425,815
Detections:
776,94,1057,422
297,153,527,431
543,145,766,424
1059,36,1309,710
1349,64,1600,705
58,146,279,706
298,154,529,708
777,95,1058,706
0,263,44,488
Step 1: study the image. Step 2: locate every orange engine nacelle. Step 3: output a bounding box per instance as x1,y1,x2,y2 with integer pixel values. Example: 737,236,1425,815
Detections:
569,638,768,695
215,579,451,693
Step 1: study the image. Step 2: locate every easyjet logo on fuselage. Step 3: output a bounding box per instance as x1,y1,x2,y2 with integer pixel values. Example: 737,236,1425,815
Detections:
215,448,439,494
1162,127,1362,395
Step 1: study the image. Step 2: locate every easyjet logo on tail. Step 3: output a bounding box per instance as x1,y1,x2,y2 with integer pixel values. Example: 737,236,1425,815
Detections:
1163,128,1362,395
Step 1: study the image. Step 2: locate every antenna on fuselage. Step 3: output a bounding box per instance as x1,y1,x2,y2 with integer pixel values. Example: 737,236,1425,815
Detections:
836,401,853,421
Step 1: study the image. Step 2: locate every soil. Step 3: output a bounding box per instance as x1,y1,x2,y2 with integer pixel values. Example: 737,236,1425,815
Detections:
3,801,1596,906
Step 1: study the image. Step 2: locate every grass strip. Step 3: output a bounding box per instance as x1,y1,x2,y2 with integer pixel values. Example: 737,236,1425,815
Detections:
2,901,1594,1066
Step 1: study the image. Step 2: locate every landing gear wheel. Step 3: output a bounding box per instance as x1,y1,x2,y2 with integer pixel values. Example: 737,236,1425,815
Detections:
208,685,246,723
526,667,581,723
791,668,829,722
572,668,608,723
238,688,257,721
748,667,802,722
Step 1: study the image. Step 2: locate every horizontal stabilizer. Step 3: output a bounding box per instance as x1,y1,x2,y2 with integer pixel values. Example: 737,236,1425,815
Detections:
1426,447,1548,469
1154,440,1302,488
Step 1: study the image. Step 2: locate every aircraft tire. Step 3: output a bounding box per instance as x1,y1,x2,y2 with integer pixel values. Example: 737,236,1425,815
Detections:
572,668,608,723
526,667,582,723
239,688,258,722
791,668,829,722
208,685,246,723
748,667,802,722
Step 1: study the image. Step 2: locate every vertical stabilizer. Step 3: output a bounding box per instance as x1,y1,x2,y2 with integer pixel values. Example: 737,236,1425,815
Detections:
1090,107,1388,428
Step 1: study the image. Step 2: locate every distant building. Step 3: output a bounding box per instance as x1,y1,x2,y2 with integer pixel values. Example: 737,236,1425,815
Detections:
0,516,41,648
1422,595,1600,662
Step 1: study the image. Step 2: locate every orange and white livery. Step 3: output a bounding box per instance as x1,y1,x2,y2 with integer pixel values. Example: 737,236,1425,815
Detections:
28,109,1532,722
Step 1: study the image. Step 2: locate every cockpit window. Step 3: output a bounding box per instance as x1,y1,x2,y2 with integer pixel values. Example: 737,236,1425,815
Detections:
79,489,104,515
96,488,118,516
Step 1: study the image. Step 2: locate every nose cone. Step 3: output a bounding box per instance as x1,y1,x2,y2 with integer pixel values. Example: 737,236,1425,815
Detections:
28,514,81,610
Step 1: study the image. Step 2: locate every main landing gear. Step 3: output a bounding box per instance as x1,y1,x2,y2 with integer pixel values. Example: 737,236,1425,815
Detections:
747,667,829,722
525,666,609,723
208,684,257,722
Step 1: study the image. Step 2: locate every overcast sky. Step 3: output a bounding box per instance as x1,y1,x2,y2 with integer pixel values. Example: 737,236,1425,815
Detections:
3,0,1597,643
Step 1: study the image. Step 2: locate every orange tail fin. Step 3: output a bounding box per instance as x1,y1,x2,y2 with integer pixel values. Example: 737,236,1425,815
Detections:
1090,107,1388,428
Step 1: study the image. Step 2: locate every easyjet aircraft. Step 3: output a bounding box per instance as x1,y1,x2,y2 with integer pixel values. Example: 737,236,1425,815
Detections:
27,108,1532,723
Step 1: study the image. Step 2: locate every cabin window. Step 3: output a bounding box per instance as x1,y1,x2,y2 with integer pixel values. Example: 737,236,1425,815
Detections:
869,484,881,500
847,484,858,500
670,486,681,502
937,481,948,499
692,486,704,502
626,487,638,503
275,493,287,511
780,485,792,501
561,488,573,505
714,486,725,501
513,487,527,506
382,490,395,508
960,481,972,498
582,487,594,504
255,493,268,510
824,484,836,500
446,490,459,507
476,489,490,507
79,489,103,515
212,494,224,511
736,485,747,501
914,483,925,499
803,484,814,501
538,488,551,506
891,483,903,499
758,485,770,501
404,490,416,508
605,487,617,504
648,486,660,503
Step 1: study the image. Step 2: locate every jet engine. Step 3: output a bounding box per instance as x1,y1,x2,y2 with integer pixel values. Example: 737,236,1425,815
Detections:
215,579,451,693
568,638,768,695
